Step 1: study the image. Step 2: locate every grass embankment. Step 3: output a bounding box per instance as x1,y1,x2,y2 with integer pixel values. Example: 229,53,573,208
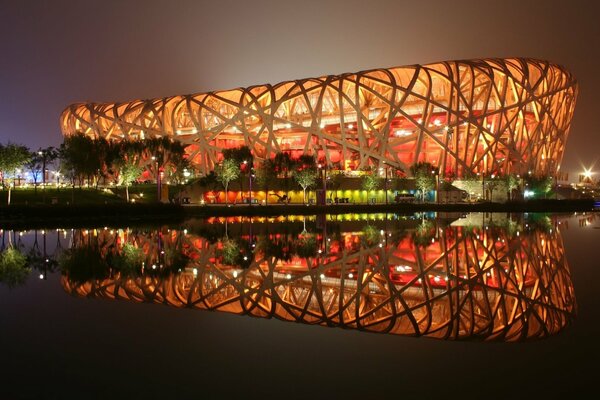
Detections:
2,185,159,205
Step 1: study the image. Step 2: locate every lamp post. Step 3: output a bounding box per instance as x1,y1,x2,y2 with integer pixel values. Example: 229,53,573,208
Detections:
318,163,327,205
152,156,160,202
383,161,389,205
249,168,255,205
37,151,44,190
431,169,439,203
243,160,254,205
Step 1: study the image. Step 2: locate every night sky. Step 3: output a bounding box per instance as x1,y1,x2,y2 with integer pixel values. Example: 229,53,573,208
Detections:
1,0,598,180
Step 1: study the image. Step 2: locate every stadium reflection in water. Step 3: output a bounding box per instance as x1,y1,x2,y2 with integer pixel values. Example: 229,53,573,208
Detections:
60,213,576,341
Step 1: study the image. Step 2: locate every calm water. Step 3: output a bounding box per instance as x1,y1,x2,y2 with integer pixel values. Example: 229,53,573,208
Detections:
1,212,598,399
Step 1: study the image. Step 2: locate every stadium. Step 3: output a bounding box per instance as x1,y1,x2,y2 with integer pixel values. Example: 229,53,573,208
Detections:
61,58,578,180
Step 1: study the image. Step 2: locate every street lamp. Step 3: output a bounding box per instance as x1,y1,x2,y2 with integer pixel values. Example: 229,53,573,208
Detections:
318,163,327,205
383,161,389,205
151,156,160,202
431,169,439,203
242,160,254,205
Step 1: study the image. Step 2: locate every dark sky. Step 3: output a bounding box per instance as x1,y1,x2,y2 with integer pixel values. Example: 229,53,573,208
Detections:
1,0,598,181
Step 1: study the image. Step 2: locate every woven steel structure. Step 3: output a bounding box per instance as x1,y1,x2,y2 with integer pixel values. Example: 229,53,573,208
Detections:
62,217,575,341
61,58,578,177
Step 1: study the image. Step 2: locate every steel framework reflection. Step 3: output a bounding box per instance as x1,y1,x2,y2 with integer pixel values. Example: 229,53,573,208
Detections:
62,217,575,341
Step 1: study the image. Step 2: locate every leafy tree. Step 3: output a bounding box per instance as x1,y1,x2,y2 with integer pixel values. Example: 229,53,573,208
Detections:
26,152,43,193
0,143,31,205
410,162,437,202
295,233,317,258
293,168,318,204
361,224,380,247
215,158,240,204
59,246,110,284
292,154,318,204
273,152,294,197
110,243,144,276
505,173,520,201
27,147,58,198
524,175,553,199
256,158,277,204
144,137,187,183
412,219,436,247
59,133,97,187
327,171,344,201
484,175,501,202
361,170,381,204
222,145,253,192
460,172,482,201
0,247,30,288
222,145,253,167
120,161,143,202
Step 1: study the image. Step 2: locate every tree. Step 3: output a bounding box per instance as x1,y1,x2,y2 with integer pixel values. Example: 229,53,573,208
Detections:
144,137,187,184
484,175,501,202
459,172,482,202
273,152,294,197
26,152,43,194
327,171,344,201
293,167,318,204
0,247,30,288
524,175,553,199
215,158,240,204
0,143,31,205
256,159,277,204
505,173,520,200
26,147,58,197
222,145,253,192
120,162,143,202
361,170,381,204
59,133,98,187
410,162,437,202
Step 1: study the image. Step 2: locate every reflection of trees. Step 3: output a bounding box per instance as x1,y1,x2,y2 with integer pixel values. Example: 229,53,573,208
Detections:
61,220,577,342
0,247,30,288
295,233,317,259
109,243,144,276
59,246,110,284
259,235,293,263
361,224,380,247
412,219,435,247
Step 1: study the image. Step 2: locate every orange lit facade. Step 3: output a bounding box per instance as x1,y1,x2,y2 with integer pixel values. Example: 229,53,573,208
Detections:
62,216,575,341
60,58,578,177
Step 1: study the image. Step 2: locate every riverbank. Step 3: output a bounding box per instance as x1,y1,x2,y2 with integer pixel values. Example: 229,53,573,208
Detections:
0,199,596,228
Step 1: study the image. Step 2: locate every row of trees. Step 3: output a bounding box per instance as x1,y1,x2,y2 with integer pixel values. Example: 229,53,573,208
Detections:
211,147,323,204
0,135,189,204
2,136,556,206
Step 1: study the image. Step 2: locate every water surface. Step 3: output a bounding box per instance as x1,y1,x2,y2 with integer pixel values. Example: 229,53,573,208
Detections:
1,212,598,399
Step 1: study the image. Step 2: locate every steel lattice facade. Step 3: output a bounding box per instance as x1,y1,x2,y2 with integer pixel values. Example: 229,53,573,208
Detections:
60,58,578,177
